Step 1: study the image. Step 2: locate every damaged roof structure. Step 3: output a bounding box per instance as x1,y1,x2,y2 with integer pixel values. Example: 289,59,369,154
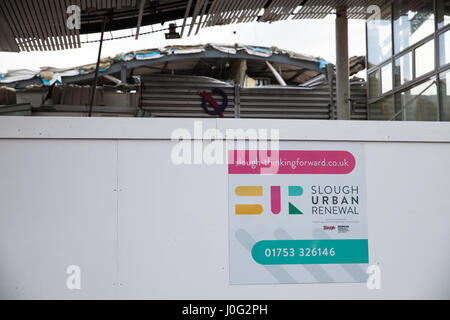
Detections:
0,0,377,120
0,44,329,88
0,43,367,119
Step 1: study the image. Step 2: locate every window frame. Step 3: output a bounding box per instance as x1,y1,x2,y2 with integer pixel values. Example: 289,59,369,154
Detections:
366,0,450,121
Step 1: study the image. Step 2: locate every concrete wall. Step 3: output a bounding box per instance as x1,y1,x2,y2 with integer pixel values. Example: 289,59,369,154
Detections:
0,117,449,299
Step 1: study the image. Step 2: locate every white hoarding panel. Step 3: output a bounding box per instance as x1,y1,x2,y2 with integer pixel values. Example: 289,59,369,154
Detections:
0,140,118,299
0,118,449,299
228,143,368,284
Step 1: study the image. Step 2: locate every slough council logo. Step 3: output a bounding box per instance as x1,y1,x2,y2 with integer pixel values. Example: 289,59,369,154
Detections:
235,186,304,215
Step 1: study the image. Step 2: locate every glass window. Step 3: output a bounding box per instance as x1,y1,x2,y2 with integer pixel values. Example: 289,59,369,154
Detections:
415,39,435,77
381,63,393,93
369,95,396,120
437,0,450,29
369,70,381,98
439,29,450,66
439,70,450,121
395,52,413,86
367,4,392,68
397,79,438,121
394,0,435,54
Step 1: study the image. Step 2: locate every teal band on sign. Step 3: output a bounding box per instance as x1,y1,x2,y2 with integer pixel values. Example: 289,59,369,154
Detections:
252,239,369,265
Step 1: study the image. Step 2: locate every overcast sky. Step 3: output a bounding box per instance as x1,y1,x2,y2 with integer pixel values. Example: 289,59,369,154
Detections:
0,16,366,76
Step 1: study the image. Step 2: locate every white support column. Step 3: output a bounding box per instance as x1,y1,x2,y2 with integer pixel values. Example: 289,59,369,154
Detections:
335,6,351,120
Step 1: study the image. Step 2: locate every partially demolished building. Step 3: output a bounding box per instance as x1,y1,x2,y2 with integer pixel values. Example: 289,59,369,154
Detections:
0,44,367,119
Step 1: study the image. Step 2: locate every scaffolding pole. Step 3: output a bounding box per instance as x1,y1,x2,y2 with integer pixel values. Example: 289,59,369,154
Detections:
88,16,107,117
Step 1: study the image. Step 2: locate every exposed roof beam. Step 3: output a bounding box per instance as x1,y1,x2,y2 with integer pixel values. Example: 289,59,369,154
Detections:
265,61,287,86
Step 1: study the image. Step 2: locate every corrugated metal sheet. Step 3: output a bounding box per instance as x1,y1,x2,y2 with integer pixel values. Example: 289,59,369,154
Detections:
0,0,142,52
140,74,367,120
238,86,332,119
349,78,368,120
292,0,388,20
140,74,236,118
0,103,32,116
79,0,140,10
0,8,20,52
0,0,389,52
0,0,80,51
239,78,367,120
259,0,303,23
202,0,268,27
197,0,389,32
0,87,16,105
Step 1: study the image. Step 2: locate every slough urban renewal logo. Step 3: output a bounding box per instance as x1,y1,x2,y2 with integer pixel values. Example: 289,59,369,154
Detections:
235,185,304,215
311,185,360,215
234,184,360,216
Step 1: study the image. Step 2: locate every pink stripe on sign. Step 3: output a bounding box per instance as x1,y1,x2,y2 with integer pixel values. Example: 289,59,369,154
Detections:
228,150,356,175
271,186,281,215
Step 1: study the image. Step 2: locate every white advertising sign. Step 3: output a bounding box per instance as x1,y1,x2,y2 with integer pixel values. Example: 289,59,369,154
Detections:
228,142,369,284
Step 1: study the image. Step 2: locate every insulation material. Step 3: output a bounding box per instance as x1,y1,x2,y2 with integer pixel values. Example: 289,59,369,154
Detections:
0,69,37,83
120,52,136,62
168,45,206,55
40,71,62,86
40,67,80,78
244,46,273,58
136,50,163,60
78,62,112,73
77,57,114,73
210,44,238,55
58,70,81,77
289,52,317,62
244,75,256,88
